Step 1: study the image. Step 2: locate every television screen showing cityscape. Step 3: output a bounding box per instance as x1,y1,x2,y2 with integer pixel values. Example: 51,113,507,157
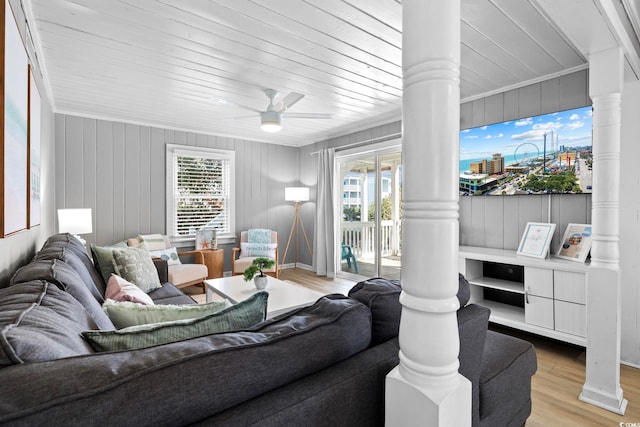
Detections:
459,105,593,196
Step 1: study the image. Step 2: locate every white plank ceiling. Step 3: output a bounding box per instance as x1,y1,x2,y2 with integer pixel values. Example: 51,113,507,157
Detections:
21,0,638,146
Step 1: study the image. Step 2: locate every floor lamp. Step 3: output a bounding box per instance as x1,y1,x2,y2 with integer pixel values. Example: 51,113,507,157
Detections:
281,187,313,269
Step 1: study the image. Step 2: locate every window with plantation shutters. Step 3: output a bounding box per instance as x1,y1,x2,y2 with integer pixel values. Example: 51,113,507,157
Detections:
166,145,235,238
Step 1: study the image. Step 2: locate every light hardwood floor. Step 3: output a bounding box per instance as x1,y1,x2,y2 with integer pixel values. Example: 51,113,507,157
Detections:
185,268,640,426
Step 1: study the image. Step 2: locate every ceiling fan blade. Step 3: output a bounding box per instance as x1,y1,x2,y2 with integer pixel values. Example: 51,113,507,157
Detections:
209,97,262,113
282,112,332,119
222,114,259,122
278,92,305,111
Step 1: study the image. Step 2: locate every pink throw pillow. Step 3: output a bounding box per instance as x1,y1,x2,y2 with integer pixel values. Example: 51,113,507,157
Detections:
105,274,154,305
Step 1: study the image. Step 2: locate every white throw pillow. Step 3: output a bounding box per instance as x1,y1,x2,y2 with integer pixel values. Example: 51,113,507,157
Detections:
149,247,182,265
240,242,277,259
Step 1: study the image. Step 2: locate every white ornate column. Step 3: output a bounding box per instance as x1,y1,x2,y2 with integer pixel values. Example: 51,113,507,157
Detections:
386,0,470,425
580,47,627,415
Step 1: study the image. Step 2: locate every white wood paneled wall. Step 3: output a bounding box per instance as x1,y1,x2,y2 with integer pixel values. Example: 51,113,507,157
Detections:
54,115,302,270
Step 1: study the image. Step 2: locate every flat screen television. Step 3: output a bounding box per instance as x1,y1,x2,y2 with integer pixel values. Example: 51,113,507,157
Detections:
459,105,592,196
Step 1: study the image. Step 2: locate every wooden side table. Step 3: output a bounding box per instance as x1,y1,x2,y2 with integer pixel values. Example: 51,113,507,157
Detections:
195,249,224,279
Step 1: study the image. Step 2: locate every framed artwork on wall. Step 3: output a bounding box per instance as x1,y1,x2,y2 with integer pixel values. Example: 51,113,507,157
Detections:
1,0,29,237
555,223,592,263
517,222,556,259
28,66,41,228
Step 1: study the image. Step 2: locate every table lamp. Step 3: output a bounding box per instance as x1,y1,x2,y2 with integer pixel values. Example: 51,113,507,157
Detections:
58,208,93,245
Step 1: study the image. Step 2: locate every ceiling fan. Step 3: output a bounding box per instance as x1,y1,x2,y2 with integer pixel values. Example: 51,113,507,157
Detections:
211,89,332,132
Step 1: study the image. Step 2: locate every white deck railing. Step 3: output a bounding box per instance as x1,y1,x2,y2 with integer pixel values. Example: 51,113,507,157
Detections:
341,220,401,257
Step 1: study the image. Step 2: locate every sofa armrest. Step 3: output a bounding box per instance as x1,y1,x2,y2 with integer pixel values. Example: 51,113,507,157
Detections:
457,303,490,427
152,258,169,283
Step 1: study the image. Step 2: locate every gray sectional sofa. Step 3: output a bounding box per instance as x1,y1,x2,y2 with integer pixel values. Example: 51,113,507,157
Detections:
0,233,537,426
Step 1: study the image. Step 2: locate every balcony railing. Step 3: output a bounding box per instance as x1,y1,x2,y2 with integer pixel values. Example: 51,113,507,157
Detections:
341,220,401,257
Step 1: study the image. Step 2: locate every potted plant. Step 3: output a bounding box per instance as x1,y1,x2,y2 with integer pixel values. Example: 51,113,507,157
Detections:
243,257,276,289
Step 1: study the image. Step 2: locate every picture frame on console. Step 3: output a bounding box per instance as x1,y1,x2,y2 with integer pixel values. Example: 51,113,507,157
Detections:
517,222,556,259
555,223,592,263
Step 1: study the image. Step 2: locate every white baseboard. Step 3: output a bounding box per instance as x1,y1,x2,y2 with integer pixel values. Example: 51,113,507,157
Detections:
621,360,640,369
280,263,313,271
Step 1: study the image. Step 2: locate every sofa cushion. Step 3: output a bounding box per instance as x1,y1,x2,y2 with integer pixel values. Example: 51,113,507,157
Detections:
347,278,401,346
103,298,232,329
83,292,268,351
35,246,105,303
110,247,162,293
105,274,155,306
41,233,108,296
10,259,114,330
348,275,472,346
0,281,96,367
167,263,208,286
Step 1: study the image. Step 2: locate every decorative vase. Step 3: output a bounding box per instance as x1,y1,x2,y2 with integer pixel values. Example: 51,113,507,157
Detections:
254,275,268,290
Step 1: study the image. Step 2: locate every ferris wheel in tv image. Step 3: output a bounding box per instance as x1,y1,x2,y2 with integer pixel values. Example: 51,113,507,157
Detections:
513,143,540,165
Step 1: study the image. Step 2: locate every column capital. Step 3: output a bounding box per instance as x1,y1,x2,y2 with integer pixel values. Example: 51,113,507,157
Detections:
589,47,624,97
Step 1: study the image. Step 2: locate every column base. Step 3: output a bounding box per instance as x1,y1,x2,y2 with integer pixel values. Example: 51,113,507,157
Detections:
579,385,627,415
385,366,471,426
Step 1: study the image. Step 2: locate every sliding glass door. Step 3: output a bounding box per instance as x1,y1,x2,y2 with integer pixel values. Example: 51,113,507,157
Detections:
337,145,402,280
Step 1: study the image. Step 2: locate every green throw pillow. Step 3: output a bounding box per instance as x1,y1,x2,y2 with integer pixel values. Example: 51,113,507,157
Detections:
83,292,268,352
104,299,232,329
110,247,161,293
91,244,119,285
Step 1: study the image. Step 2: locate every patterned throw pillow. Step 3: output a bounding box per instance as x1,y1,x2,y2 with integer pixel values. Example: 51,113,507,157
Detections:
103,299,232,329
136,234,167,251
149,247,182,266
105,274,154,305
83,292,268,351
110,247,162,293
240,242,277,259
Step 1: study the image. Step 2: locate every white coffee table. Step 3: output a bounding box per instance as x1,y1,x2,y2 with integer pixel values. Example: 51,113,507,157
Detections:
204,275,325,318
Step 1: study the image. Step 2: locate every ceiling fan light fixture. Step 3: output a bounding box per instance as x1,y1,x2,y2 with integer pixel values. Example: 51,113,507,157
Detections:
261,111,282,132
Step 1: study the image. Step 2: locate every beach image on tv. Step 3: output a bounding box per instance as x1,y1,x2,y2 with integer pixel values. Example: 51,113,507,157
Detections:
459,106,592,196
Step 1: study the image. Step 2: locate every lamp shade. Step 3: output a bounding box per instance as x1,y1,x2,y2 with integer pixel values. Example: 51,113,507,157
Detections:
285,187,309,202
58,208,93,234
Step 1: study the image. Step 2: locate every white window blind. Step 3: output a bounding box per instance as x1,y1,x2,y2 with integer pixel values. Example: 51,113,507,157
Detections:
166,145,235,238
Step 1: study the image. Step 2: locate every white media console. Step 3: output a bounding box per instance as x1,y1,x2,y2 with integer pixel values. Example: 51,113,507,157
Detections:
459,246,589,346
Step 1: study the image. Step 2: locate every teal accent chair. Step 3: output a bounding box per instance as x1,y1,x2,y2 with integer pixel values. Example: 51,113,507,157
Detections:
341,244,358,273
